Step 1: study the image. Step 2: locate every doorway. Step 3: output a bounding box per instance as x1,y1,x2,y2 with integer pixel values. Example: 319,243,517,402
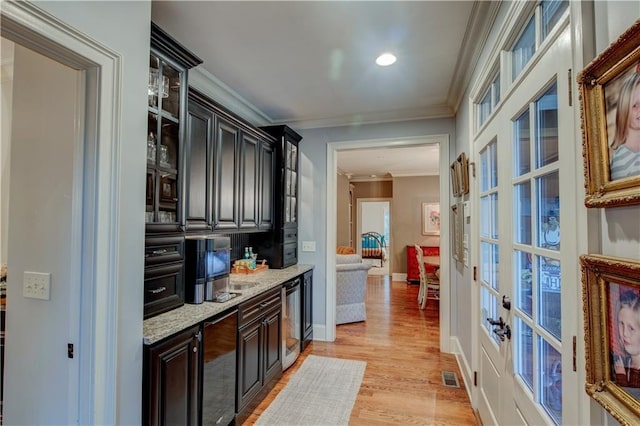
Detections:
357,199,390,275
326,134,451,349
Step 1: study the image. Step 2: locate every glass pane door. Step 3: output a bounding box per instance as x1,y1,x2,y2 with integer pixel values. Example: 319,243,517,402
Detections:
512,82,562,424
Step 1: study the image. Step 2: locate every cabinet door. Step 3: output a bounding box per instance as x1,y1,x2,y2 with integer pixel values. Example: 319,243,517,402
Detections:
240,132,260,229
213,117,240,230
237,319,263,411
302,270,313,349
263,306,282,383
185,98,214,231
144,325,200,426
259,139,274,230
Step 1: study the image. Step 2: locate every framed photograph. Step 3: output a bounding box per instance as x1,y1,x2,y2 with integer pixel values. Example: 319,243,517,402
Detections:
422,202,440,235
577,20,640,207
581,254,640,424
457,152,470,195
450,160,461,197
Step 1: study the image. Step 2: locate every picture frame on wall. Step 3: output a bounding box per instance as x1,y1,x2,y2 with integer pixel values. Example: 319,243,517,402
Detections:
457,152,470,195
421,202,440,235
451,160,461,197
577,20,640,208
580,254,640,425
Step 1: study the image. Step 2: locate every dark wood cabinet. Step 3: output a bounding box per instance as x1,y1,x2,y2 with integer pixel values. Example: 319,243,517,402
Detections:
301,269,313,350
240,132,260,229
236,287,282,422
256,125,302,268
143,325,201,426
259,139,275,230
213,117,241,230
145,23,202,233
184,93,214,231
144,235,185,319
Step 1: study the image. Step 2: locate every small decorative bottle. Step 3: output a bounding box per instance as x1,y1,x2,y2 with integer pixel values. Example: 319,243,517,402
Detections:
147,132,156,162
249,247,255,269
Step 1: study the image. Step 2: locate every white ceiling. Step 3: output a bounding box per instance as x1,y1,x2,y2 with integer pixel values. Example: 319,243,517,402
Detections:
151,1,495,178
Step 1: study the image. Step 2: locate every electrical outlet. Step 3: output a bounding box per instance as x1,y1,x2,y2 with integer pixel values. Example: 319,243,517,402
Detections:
23,271,51,300
301,241,316,252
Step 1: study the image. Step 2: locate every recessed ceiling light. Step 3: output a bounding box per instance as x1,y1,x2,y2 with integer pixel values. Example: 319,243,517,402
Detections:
376,53,396,66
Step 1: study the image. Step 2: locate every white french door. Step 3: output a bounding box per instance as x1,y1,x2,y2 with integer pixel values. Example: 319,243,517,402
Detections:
475,18,579,425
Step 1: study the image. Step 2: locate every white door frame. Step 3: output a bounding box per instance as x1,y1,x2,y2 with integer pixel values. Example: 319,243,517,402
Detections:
326,134,451,350
1,3,122,424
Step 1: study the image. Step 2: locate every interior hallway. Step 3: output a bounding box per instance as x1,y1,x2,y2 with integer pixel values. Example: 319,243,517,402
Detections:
244,275,477,425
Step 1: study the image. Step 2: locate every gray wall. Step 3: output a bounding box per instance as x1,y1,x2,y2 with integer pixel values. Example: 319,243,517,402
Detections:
298,118,455,325
11,1,150,423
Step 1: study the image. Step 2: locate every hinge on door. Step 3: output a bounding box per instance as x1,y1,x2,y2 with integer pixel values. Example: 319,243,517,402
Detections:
473,266,477,281
573,336,577,372
469,161,476,178
568,69,573,106
474,371,477,386
68,343,74,359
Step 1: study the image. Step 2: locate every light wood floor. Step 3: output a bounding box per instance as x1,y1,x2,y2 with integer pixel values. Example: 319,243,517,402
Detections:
243,275,478,425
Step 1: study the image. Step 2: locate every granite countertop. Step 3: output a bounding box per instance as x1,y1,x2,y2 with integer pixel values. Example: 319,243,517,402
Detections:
143,264,314,345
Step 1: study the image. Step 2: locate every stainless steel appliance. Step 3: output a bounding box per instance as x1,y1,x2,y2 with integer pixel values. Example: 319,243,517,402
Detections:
184,236,233,304
202,310,237,426
282,278,301,370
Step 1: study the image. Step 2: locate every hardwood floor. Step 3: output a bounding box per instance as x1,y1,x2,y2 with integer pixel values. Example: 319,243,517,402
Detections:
242,275,477,425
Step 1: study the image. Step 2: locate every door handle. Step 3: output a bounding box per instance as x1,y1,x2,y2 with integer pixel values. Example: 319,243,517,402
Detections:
493,325,511,341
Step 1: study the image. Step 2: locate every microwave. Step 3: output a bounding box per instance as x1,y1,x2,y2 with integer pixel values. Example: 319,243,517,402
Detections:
184,236,231,304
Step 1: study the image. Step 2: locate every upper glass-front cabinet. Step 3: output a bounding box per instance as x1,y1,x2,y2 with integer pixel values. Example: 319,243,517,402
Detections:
284,140,298,224
145,23,202,231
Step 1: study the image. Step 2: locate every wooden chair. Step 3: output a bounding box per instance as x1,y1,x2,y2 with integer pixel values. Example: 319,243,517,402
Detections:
414,244,439,309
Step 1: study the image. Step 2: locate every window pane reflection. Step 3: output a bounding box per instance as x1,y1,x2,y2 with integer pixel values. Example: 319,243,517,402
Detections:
515,317,534,390
515,182,531,244
514,109,531,176
512,17,535,80
542,0,569,39
539,338,562,424
481,242,499,291
538,255,561,340
482,287,500,343
515,251,533,317
537,172,560,250
535,83,559,168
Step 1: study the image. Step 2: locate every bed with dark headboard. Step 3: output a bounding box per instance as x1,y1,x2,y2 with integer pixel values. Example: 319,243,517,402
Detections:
361,232,387,267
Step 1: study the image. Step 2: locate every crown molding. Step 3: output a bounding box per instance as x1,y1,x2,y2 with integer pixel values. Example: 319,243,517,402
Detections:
448,1,501,112
189,66,273,126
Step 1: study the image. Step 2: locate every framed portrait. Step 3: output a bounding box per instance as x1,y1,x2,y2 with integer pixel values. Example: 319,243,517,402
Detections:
457,152,470,195
422,202,440,235
581,254,640,424
578,20,640,207
450,160,461,197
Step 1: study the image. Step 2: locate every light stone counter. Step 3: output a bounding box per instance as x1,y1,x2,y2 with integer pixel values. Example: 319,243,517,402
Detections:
143,264,314,345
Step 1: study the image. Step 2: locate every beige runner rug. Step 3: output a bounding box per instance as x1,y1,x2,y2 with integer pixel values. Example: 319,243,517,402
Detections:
256,354,366,426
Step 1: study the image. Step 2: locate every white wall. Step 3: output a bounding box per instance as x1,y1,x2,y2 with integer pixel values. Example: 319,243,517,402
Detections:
6,1,150,423
298,118,454,326
360,201,387,236
0,39,13,267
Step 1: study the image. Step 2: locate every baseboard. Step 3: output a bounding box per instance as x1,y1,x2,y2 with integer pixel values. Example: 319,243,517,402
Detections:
451,337,474,402
312,324,327,341
392,272,407,282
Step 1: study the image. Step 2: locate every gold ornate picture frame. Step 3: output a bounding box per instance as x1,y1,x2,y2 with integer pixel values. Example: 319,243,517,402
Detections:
577,19,640,207
581,254,640,425
457,152,470,195
450,160,461,197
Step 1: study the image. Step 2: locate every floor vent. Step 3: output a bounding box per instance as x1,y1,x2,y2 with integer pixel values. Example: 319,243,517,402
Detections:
441,371,460,388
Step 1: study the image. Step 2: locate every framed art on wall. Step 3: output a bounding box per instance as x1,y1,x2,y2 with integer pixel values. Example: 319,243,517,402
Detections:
422,202,440,235
581,254,640,425
578,19,640,207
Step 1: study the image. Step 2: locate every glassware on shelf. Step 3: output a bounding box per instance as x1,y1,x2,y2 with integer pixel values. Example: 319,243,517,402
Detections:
147,133,156,163
159,144,169,168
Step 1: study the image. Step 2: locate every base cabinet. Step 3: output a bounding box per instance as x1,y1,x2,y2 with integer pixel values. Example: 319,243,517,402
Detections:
143,325,201,426
236,288,282,422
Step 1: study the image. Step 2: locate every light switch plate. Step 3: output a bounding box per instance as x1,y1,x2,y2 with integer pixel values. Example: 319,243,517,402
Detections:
23,271,51,300
301,241,316,252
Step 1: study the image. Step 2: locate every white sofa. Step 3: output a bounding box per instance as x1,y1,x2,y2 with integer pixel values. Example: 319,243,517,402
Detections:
336,254,371,324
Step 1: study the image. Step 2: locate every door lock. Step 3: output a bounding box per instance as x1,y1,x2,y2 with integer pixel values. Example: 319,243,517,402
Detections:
486,316,505,328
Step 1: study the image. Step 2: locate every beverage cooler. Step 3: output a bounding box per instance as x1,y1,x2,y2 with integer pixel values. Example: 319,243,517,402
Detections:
282,278,301,370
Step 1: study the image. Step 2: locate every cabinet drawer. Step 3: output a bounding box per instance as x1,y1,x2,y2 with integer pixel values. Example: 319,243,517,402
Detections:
282,228,297,244
145,235,184,267
282,242,297,268
144,262,184,319
238,287,282,328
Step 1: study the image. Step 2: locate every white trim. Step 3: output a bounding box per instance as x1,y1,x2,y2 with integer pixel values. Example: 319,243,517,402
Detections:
1,2,122,424
392,272,407,282
452,337,474,402
311,324,327,342
326,134,451,351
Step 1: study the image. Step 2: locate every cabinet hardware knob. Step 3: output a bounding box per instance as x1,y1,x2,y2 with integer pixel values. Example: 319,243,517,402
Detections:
148,287,167,294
